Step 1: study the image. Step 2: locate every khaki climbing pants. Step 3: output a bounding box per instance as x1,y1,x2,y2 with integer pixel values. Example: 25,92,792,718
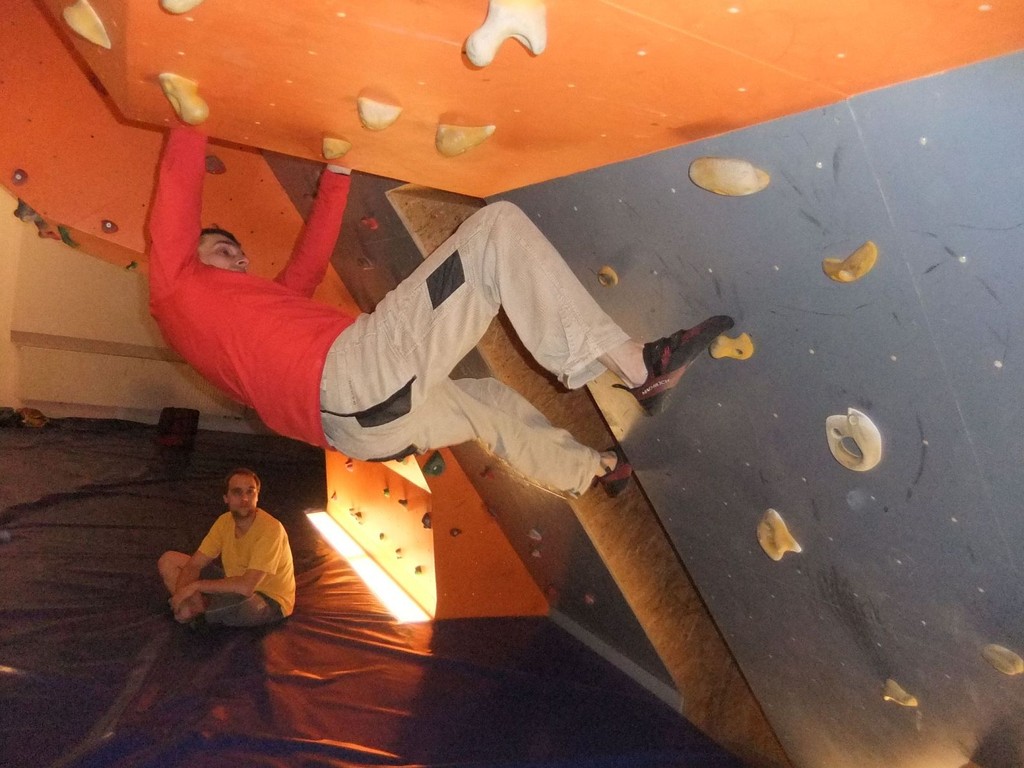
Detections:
319,201,630,496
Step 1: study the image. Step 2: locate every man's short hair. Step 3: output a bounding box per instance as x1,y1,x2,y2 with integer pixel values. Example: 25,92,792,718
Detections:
224,467,260,494
201,227,241,247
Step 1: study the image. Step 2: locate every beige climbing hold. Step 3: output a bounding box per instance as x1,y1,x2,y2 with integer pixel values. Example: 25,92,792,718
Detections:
465,0,547,67
823,241,878,283
757,509,802,561
158,73,209,125
982,644,1024,676
710,332,754,360
688,157,770,197
322,136,352,161
357,97,403,131
62,0,111,49
826,408,882,472
160,0,205,13
597,266,618,287
435,124,496,157
882,679,918,707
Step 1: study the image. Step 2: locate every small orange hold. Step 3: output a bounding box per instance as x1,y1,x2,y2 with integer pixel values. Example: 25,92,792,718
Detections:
597,266,618,287
18,408,47,428
360,216,379,230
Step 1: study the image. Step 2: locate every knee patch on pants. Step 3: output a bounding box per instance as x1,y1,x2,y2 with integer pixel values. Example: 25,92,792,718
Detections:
426,250,465,309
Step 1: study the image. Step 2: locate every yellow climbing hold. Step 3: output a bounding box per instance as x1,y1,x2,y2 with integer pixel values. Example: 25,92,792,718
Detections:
883,679,918,708
982,644,1024,676
62,0,111,49
823,241,878,283
757,508,802,561
160,0,206,12
597,266,618,287
357,97,403,131
436,124,496,157
710,332,754,360
465,0,548,67
322,136,353,161
688,157,770,196
158,73,209,125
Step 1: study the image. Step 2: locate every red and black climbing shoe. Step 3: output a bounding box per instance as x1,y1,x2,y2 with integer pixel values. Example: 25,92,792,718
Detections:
616,315,735,415
594,445,633,498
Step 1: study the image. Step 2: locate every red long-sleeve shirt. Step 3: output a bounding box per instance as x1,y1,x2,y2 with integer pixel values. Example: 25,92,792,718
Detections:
148,126,356,447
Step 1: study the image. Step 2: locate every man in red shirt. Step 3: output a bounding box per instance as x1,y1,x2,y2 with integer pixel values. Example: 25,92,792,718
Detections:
149,125,731,498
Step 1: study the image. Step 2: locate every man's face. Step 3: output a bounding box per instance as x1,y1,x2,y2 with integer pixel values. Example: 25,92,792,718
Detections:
198,233,249,273
224,473,259,521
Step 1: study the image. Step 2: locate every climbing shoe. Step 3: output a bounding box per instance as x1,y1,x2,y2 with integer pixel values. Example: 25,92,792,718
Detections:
594,445,633,498
616,315,734,415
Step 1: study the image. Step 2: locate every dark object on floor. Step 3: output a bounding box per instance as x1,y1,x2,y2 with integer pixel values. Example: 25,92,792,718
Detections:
156,407,199,448
17,407,48,427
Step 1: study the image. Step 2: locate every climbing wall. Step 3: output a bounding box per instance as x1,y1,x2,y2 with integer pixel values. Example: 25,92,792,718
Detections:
495,51,1024,768
27,0,1024,203
7,1,1024,272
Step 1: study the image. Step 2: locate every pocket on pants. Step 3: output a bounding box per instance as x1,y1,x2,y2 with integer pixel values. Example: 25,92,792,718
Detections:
322,376,416,428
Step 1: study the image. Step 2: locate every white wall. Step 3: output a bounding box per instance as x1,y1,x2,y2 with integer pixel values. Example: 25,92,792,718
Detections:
0,186,25,408
1,185,257,430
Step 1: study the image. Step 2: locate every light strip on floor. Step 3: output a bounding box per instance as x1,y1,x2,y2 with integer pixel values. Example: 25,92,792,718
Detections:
306,510,431,623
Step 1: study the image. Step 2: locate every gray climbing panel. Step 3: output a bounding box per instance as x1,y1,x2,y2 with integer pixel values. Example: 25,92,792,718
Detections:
495,50,1024,768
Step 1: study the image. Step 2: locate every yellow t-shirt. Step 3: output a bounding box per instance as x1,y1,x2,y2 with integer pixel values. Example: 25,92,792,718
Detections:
198,508,296,616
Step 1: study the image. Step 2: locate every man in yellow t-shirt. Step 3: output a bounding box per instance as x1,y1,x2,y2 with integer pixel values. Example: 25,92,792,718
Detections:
157,468,295,627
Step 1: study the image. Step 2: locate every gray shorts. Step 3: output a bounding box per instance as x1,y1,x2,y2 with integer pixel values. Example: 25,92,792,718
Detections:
200,564,285,627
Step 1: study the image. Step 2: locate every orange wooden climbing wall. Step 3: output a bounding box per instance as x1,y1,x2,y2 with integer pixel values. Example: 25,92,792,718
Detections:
324,449,548,619
3,0,1023,272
